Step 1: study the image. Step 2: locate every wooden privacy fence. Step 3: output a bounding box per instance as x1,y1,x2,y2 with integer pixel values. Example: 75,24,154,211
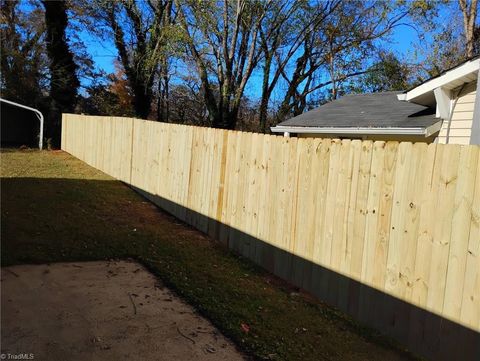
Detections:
62,114,480,360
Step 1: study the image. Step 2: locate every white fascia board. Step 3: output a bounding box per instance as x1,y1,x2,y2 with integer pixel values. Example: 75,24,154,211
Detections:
405,59,480,102
271,121,443,137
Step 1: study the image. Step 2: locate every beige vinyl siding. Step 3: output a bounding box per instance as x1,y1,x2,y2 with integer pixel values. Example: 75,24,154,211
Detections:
437,81,476,144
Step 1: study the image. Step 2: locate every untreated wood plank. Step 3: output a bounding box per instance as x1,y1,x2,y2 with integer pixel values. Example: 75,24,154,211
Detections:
61,114,480,346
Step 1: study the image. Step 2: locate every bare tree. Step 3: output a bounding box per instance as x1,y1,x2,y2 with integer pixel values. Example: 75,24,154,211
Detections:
459,0,478,57
91,0,174,119
176,0,269,129
275,1,413,121
257,0,342,131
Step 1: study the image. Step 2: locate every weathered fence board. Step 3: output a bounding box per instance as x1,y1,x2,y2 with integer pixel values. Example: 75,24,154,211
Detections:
62,114,480,360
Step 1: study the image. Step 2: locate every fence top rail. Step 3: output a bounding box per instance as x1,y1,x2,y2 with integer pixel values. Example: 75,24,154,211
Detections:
63,113,480,150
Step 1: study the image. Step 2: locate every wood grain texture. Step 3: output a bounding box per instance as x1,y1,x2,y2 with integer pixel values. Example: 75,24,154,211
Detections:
62,114,480,342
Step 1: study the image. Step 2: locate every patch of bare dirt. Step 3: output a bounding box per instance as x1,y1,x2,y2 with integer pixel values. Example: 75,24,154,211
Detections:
1,260,246,361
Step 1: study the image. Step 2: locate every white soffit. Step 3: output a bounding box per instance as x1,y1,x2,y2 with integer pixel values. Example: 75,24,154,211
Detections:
402,58,480,107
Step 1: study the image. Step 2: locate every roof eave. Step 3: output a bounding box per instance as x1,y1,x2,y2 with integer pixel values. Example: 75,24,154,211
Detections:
402,58,480,106
271,121,442,137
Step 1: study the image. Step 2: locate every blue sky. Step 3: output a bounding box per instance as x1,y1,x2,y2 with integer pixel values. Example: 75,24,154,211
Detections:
81,23,422,100
17,0,463,101
75,3,454,101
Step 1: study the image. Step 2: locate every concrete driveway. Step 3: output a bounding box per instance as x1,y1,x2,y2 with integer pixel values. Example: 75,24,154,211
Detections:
1,260,245,361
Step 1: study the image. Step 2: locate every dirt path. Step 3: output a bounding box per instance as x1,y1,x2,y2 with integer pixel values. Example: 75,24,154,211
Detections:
1,260,246,361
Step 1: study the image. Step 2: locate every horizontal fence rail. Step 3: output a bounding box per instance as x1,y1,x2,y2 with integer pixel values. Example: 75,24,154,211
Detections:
62,114,480,360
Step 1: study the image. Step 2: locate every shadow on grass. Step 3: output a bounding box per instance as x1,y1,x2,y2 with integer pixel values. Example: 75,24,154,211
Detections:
2,177,479,361
135,186,480,361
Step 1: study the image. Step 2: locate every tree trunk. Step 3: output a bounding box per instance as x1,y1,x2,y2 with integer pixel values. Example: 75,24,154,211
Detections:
459,0,478,57
212,106,238,130
164,72,169,122
259,55,272,132
43,0,79,148
258,95,269,132
277,51,309,121
157,77,163,122
132,81,152,119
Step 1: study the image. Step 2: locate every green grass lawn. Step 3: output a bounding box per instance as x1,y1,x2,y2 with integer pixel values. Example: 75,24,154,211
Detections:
1,149,417,361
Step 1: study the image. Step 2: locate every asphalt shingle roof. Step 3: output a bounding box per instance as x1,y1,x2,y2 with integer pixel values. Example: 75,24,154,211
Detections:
276,91,439,129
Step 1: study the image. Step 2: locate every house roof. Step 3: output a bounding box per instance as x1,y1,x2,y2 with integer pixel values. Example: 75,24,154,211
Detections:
271,57,479,137
272,91,439,133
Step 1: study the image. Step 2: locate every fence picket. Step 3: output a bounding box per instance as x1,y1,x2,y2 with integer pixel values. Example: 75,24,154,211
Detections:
61,114,480,361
